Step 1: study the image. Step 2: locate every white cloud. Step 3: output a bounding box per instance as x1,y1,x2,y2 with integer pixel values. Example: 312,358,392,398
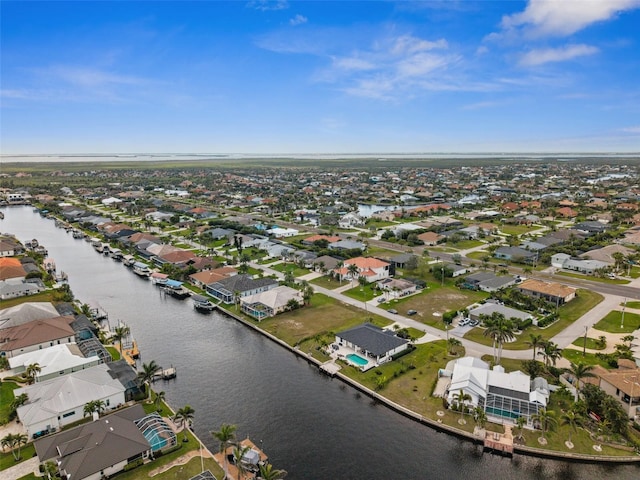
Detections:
461,101,502,110
331,56,375,71
45,66,147,88
622,125,640,133
289,14,307,26
246,0,289,11
519,44,599,66
390,35,448,55
501,0,640,37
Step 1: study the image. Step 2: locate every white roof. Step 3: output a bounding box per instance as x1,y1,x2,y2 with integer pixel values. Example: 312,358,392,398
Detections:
16,364,124,427
487,369,531,394
241,285,302,310
9,344,99,378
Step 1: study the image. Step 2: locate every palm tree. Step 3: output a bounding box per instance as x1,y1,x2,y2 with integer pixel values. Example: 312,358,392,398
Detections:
567,362,596,393
526,334,545,361
43,460,58,480
532,408,557,442
233,444,252,480
173,405,195,442
472,406,487,429
137,360,161,399
347,263,359,286
335,261,344,285
25,363,41,384
515,416,527,441
1,433,28,461
212,423,237,479
538,341,563,368
452,389,472,423
560,409,583,446
258,463,288,480
482,313,515,364
112,324,130,354
447,337,462,356
10,393,28,412
83,399,106,418
154,390,166,411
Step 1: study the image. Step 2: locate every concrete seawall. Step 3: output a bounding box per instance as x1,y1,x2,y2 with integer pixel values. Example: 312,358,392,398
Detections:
214,305,640,464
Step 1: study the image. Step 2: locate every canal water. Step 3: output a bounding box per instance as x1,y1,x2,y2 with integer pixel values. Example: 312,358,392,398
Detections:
2,206,638,479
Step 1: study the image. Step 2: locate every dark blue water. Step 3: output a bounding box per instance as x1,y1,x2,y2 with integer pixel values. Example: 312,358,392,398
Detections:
2,206,638,479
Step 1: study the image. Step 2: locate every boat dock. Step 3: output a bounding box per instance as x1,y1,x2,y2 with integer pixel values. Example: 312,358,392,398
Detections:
483,425,514,455
160,366,177,380
115,340,140,366
213,437,268,480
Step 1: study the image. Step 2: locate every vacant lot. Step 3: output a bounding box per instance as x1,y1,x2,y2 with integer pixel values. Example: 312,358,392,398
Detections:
594,310,640,334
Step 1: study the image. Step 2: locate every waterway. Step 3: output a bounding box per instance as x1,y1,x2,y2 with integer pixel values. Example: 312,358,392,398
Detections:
2,206,639,479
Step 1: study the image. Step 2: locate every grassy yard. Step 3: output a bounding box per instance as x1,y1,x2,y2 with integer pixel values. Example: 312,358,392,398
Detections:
269,262,309,277
498,224,543,236
624,300,640,309
571,336,607,350
106,346,121,361
594,310,640,334
563,348,613,368
0,291,56,309
256,293,392,355
341,284,377,302
0,381,19,425
443,239,485,250
310,275,342,290
464,289,604,350
1,444,36,471
557,271,630,285
366,246,406,258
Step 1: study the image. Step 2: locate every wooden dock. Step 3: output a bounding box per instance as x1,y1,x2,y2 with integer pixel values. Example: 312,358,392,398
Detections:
212,437,268,480
483,425,514,455
115,341,139,366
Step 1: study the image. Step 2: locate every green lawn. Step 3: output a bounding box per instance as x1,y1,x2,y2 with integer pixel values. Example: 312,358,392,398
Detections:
629,266,640,279
0,381,19,425
310,275,342,290
571,337,607,350
341,284,377,302
269,263,309,277
256,293,392,355
0,444,35,470
498,224,543,236
563,348,613,368
624,301,640,309
106,346,121,361
593,310,640,334
444,239,485,250
0,291,56,309
557,271,630,285
464,289,604,350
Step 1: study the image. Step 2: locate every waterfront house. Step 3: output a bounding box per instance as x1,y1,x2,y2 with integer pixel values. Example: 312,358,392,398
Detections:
517,279,577,306
0,301,60,330
445,356,549,425
594,366,640,419
240,285,304,320
0,315,76,358
0,278,45,300
0,257,27,281
206,274,279,304
34,404,152,480
468,303,533,324
16,364,127,439
8,343,101,382
189,266,238,289
335,323,409,364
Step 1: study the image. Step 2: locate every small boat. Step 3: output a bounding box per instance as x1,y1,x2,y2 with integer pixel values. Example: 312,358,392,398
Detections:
34,245,48,256
150,272,169,286
192,294,216,312
161,366,177,380
91,238,103,252
0,211,4,219
161,279,190,299
122,255,136,267
25,238,39,249
132,262,151,277
110,248,123,261
43,258,56,274
72,229,84,239
101,243,111,255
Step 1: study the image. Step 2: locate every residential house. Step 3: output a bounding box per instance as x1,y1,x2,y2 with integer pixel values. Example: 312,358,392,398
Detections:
417,231,444,246
312,255,341,272
189,266,237,289
240,285,304,320
335,323,409,364
445,263,470,278
335,257,390,283
0,257,27,281
0,302,59,330
0,278,45,300
16,364,127,438
580,244,633,265
494,246,537,264
445,356,549,425
0,315,76,358
328,239,366,251
301,234,341,246
461,272,517,292
206,274,279,304
376,278,417,298
338,212,365,229
8,343,101,382
34,404,152,480
266,227,299,238
517,279,576,305
597,367,640,418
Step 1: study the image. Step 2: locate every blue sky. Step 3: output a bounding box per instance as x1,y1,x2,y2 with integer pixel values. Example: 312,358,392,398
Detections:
2,0,639,154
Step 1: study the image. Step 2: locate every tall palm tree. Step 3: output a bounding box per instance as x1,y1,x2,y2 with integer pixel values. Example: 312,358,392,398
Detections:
515,416,527,441
10,393,28,413
567,362,596,393
25,363,41,384
538,341,563,368
154,390,166,411
138,360,161,399
173,405,195,442
335,261,344,285
347,263,359,286
43,460,58,480
472,406,487,429
526,334,545,361
452,389,472,422
233,444,252,480
483,313,515,364
1,433,28,461
258,463,288,480
532,408,557,442
212,423,237,480
83,399,106,418
112,324,130,354
560,409,583,446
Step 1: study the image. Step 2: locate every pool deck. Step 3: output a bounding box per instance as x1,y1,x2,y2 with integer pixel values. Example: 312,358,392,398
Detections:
328,344,376,371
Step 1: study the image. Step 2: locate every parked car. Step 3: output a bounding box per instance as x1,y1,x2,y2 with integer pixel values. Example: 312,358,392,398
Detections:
459,318,470,326
388,309,398,314
407,309,417,316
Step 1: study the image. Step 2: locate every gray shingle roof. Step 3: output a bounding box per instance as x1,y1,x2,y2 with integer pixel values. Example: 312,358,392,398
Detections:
337,323,408,357
212,274,278,293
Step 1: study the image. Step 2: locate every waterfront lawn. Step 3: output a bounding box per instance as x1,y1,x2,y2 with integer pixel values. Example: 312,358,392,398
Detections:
464,289,603,350
106,346,121,361
594,310,640,334
0,380,19,425
0,444,35,470
0,291,55,310
257,293,391,352
340,341,452,418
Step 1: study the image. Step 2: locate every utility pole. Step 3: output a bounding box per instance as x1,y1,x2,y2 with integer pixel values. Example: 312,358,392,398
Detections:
583,325,588,357
621,297,627,329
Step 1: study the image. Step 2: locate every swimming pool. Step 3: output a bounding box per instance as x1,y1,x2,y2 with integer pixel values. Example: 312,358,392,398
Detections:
346,353,368,367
